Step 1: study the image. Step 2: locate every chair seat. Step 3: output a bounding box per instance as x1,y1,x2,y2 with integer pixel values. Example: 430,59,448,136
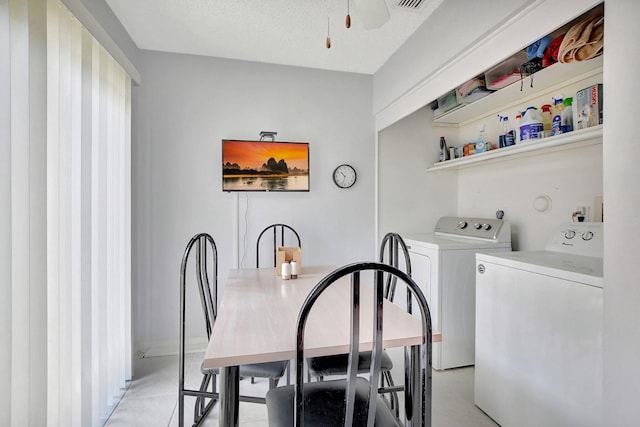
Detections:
200,360,288,379
266,377,400,427
307,350,393,378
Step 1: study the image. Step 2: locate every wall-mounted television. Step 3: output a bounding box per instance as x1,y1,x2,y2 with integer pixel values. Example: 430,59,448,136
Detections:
222,139,310,192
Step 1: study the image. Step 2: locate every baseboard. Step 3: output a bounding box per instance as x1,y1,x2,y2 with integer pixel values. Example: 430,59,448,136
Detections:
134,336,209,358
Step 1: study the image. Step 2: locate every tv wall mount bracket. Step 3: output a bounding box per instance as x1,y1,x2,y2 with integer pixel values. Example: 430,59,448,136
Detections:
259,131,277,141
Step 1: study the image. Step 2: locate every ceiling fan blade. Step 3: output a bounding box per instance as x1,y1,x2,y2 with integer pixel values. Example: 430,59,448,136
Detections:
353,0,390,30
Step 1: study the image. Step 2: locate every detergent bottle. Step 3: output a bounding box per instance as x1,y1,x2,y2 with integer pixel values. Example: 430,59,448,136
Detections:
519,107,544,141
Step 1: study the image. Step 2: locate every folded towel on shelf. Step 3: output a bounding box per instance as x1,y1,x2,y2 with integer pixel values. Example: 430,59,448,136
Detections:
526,35,553,60
558,13,604,63
457,77,486,99
542,34,565,67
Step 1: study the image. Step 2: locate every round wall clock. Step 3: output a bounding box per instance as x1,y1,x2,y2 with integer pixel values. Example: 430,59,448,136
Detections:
332,164,357,189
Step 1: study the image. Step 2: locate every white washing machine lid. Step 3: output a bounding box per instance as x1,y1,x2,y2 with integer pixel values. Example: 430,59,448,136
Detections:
405,233,512,251
477,250,603,288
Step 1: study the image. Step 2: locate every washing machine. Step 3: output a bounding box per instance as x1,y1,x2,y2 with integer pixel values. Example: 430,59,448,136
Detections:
404,216,512,370
475,222,603,427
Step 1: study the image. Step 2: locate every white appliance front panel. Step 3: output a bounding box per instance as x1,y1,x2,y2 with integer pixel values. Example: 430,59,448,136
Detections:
475,259,603,427
403,248,442,368
406,237,510,370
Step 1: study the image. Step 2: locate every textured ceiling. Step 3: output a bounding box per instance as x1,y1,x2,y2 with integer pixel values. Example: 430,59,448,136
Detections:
105,0,443,74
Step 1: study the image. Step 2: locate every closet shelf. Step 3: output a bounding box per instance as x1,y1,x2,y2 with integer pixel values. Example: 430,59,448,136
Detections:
433,56,603,127
427,125,603,172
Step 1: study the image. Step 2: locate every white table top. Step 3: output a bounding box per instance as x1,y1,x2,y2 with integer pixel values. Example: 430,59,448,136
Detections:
203,265,434,369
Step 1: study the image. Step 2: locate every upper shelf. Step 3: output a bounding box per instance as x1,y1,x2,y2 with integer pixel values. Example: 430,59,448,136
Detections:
427,125,603,172
433,55,603,127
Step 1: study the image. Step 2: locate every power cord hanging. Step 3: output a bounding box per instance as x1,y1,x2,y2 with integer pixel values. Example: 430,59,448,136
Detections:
240,192,249,268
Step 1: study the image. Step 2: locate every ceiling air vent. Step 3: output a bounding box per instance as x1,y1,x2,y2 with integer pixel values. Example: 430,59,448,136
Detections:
396,0,426,10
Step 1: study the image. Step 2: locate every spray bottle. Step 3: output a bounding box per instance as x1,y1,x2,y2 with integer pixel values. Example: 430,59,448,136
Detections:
498,115,515,147
439,136,450,162
551,95,565,136
475,125,487,153
561,97,574,133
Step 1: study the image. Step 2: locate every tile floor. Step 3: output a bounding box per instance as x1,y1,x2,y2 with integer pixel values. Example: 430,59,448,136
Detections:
105,349,498,427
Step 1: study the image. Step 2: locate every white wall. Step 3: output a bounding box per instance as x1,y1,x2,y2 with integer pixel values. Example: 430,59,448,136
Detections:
377,106,457,236
0,3,11,425
602,0,640,424
457,144,602,250
132,52,376,356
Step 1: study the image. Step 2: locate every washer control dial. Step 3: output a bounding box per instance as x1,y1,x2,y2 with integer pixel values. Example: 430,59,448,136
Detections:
582,231,594,241
564,230,576,239
482,224,492,231
457,221,468,229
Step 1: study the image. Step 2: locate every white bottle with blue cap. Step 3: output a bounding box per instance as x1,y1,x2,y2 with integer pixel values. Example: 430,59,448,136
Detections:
520,107,544,141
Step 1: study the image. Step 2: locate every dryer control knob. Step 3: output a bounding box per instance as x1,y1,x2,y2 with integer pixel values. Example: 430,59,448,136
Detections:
564,230,576,239
582,231,594,241
482,224,492,231
474,223,482,230
457,221,468,229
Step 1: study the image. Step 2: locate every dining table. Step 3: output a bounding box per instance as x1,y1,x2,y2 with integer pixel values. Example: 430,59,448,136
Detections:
203,264,439,427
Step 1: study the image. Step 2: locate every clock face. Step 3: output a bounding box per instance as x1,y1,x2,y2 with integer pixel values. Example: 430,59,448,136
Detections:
333,164,357,189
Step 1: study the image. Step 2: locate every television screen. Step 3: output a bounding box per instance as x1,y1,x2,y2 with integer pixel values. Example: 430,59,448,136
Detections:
222,140,310,192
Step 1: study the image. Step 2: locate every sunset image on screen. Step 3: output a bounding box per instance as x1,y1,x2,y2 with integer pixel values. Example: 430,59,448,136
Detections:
223,141,308,170
222,140,309,192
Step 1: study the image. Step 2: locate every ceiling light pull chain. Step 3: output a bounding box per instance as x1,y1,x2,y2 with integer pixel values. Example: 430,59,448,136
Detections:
326,16,331,48
346,0,351,28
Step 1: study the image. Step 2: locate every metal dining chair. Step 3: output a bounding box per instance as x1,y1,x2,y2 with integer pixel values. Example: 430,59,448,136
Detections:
306,232,412,415
265,261,433,427
178,233,288,427
252,224,301,385
256,223,301,268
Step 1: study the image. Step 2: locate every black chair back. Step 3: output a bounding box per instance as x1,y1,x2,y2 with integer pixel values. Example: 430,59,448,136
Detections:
379,231,413,322
294,262,433,427
256,223,301,267
179,233,218,426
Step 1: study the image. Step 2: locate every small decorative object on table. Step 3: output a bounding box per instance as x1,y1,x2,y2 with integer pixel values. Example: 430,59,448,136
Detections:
276,246,302,276
281,261,291,280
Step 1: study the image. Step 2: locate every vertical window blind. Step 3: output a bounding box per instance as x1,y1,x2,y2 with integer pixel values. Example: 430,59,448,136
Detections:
46,1,132,425
2,0,132,425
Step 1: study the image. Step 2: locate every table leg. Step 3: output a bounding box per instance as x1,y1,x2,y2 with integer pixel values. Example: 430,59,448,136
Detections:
219,366,240,427
404,345,422,427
